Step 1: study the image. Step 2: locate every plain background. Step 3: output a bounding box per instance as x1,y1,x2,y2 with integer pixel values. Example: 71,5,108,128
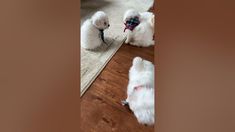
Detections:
157,0,235,132
0,0,235,132
0,0,80,132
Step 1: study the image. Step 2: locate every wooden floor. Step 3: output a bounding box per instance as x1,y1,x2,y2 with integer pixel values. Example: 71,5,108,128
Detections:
81,44,154,132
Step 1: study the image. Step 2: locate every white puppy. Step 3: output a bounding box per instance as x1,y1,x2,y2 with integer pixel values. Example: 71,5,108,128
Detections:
81,11,110,50
122,57,155,125
123,9,155,47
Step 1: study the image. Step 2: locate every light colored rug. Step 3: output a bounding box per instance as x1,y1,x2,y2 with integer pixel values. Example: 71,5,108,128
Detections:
80,0,154,96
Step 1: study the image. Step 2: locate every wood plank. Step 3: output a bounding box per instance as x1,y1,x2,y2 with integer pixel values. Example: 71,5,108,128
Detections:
81,44,154,132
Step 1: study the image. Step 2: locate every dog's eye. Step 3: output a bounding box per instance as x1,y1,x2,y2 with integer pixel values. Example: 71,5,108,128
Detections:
104,22,107,25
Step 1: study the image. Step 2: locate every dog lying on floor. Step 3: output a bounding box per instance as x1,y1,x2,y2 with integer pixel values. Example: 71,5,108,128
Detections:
123,9,155,47
81,11,110,50
122,57,154,125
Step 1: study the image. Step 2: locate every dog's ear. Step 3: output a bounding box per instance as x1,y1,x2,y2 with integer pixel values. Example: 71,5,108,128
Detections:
123,16,129,23
92,17,101,28
123,9,140,22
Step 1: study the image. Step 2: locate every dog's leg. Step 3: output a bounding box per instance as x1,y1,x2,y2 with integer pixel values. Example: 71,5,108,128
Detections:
125,35,131,44
125,31,133,44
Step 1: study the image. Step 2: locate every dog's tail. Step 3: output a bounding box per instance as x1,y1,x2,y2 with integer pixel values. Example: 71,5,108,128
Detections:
132,57,144,71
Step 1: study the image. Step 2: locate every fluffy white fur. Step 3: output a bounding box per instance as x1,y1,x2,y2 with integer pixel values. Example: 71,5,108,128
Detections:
123,9,155,47
81,11,110,49
124,57,154,125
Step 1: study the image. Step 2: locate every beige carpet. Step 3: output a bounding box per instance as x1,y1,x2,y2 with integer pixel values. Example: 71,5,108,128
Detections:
80,0,154,96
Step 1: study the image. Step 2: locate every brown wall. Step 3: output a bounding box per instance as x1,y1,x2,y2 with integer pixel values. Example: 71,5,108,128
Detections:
0,0,80,132
157,0,235,132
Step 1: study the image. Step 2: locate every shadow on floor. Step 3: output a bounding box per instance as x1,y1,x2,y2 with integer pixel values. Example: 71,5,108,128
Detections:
81,0,111,24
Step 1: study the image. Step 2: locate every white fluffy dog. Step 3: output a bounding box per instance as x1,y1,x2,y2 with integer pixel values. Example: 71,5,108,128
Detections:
81,11,110,50
122,57,155,125
123,9,155,47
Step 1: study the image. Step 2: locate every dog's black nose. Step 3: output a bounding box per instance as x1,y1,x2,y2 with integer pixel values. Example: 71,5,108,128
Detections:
108,24,110,27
